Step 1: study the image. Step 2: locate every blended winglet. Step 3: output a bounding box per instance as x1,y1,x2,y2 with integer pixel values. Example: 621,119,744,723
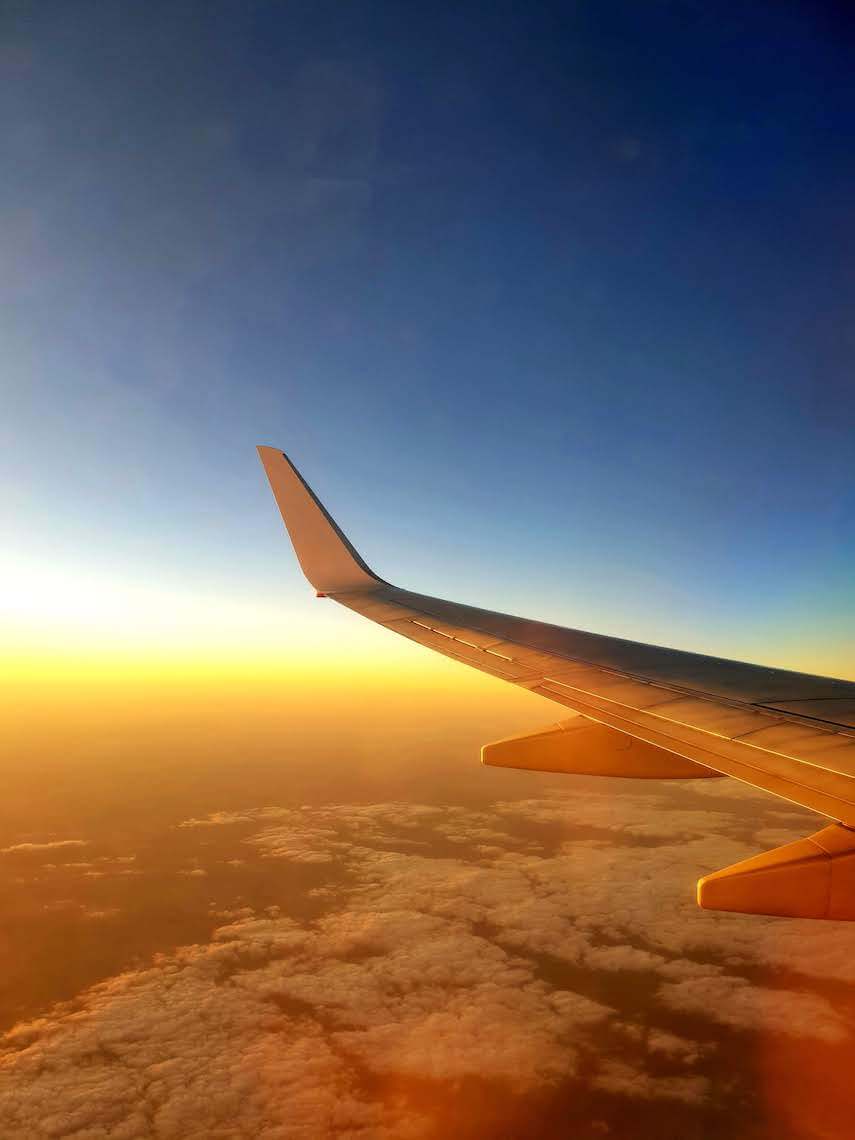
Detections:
257,446,383,594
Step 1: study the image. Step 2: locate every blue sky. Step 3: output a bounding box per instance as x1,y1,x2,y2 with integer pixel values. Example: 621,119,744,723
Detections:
2,1,853,674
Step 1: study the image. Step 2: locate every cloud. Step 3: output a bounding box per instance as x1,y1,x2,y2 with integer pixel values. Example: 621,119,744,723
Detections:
0,944,421,1140
645,1028,710,1064
239,906,616,1090
1,839,88,855
245,827,339,864
486,791,855,986
0,899,613,1137
2,787,853,1138
658,974,848,1043
177,807,293,828
208,906,255,921
592,1061,709,1105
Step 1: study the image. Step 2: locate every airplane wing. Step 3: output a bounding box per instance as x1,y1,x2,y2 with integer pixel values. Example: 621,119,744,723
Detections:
257,446,855,920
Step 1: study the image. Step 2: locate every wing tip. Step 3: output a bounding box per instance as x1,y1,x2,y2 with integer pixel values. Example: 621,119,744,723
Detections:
257,443,291,467
257,444,383,594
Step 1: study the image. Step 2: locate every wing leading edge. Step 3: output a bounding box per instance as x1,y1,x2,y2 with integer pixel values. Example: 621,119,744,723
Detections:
257,446,855,919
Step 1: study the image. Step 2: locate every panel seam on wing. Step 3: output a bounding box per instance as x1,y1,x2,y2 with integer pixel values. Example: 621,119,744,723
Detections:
396,602,855,741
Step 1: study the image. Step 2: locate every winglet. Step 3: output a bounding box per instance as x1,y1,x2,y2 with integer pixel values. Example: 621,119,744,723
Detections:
257,446,384,594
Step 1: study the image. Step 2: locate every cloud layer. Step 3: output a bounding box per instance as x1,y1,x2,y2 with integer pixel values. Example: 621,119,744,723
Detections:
2,782,854,1138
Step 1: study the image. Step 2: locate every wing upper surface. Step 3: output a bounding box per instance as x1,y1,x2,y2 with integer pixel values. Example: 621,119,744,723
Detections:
335,585,855,824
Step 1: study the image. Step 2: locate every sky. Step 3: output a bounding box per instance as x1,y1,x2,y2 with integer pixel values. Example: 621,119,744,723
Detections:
2,4,855,1139
2,0,854,684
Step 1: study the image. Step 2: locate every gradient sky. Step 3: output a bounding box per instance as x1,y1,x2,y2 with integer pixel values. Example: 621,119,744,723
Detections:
2,1,854,682
4,9,855,1138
